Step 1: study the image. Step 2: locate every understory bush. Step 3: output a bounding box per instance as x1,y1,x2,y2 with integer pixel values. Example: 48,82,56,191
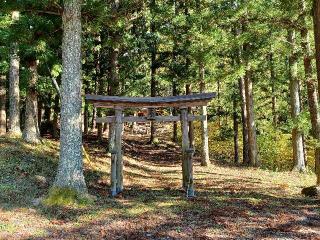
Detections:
190,120,316,172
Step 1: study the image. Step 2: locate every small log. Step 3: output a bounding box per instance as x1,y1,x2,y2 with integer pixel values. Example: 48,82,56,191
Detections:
301,186,320,197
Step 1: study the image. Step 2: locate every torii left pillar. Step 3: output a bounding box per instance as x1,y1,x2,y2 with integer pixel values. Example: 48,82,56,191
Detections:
110,107,123,196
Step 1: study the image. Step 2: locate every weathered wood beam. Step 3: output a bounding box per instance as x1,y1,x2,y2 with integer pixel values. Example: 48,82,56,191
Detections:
96,114,206,123
87,92,215,105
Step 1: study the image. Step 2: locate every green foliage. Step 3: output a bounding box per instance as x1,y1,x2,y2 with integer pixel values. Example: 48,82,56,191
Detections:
217,125,234,141
257,124,293,171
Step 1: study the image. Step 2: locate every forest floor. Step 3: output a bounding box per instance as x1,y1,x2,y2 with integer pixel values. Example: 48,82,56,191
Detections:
0,127,319,240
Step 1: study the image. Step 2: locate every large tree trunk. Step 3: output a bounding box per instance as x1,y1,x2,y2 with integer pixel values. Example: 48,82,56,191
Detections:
8,12,21,136
23,60,40,143
311,0,320,184
199,64,210,166
54,0,87,193
288,29,306,172
313,0,320,98
244,67,259,166
0,75,6,135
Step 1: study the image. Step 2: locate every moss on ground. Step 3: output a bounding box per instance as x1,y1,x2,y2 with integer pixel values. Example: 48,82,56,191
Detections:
43,187,94,207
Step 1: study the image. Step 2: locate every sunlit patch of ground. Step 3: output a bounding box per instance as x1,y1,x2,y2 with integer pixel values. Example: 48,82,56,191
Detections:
0,127,319,240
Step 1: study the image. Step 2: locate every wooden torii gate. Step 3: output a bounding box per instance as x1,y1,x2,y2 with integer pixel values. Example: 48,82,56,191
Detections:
86,93,215,197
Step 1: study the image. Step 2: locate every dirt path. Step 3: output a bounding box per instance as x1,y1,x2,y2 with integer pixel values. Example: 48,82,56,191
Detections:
0,133,319,239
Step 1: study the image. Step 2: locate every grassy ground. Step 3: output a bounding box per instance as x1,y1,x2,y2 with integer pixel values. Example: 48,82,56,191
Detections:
0,128,319,240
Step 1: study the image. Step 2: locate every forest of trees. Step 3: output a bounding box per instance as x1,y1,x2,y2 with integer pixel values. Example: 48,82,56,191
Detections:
1,0,320,196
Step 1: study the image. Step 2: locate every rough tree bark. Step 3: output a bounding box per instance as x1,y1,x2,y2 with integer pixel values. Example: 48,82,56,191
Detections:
8,12,21,136
0,75,6,135
288,29,306,172
23,60,40,144
54,0,87,193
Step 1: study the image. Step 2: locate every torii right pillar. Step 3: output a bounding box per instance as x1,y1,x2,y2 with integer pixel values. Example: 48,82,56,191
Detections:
180,107,195,197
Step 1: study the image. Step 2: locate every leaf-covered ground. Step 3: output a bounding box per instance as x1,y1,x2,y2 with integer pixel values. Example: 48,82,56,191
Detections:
0,129,319,240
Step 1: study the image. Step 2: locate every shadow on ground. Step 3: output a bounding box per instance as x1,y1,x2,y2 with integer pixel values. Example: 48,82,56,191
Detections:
0,134,319,239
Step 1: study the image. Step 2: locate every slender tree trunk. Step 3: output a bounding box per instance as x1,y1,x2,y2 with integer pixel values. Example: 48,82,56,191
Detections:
43,95,51,124
54,0,87,193
269,53,277,126
53,94,59,139
0,75,6,135
150,0,157,144
186,84,194,148
217,78,221,128
108,29,120,151
94,35,103,141
8,13,21,136
239,77,249,164
288,29,306,172
199,64,210,166
172,80,178,143
172,0,179,143
38,99,43,131
91,76,98,131
23,60,40,143
83,96,89,136
233,89,239,164
244,67,259,166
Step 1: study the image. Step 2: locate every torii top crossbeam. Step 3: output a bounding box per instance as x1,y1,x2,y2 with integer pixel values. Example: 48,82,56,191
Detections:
86,92,216,109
